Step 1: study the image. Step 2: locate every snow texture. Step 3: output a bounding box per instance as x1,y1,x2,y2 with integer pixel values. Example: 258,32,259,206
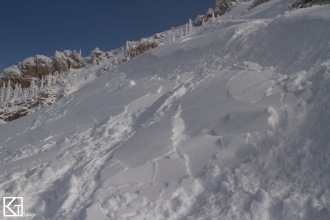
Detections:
1,1,330,220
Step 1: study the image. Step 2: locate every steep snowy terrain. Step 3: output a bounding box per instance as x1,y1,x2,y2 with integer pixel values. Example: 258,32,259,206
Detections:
1,0,330,219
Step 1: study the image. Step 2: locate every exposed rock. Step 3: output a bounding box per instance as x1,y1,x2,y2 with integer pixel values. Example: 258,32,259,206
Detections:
53,51,70,73
206,8,215,17
194,15,208,26
128,38,163,59
39,89,57,108
21,57,38,78
154,33,162,39
54,51,71,73
21,75,35,88
216,0,237,14
53,50,87,72
72,50,87,66
36,55,54,77
0,98,39,122
249,0,271,9
287,0,330,10
65,50,87,69
105,51,113,59
20,55,53,87
194,0,237,26
91,48,106,65
1,66,22,87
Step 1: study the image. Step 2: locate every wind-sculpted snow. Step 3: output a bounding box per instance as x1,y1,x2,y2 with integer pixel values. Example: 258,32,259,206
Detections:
1,1,330,219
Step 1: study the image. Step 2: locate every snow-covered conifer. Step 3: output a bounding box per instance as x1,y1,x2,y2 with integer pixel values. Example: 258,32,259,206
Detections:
126,41,129,51
172,34,175,42
40,76,44,90
6,80,11,101
13,83,19,101
47,74,52,88
212,11,215,23
0,83,5,103
185,23,188,36
180,28,183,38
18,84,22,101
30,78,36,97
189,19,193,35
71,73,77,88
23,88,28,102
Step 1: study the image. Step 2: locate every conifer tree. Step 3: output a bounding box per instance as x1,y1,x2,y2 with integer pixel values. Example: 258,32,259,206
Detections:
40,76,44,90
18,84,23,97
6,80,11,101
212,12,215,23
13,83,19,101
30,78,36,97
0,83,5,103
189,19,193,35
71,72,77,88
47,74,52,88
23,88,28,102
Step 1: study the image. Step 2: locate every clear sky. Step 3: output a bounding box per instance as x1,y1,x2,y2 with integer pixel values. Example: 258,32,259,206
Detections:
0,0,216,72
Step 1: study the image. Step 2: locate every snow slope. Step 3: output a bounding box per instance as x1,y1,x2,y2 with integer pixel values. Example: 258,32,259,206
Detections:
1,1,330,219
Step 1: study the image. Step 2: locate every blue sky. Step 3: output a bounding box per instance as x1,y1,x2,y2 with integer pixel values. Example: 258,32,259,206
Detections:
0,0,216,72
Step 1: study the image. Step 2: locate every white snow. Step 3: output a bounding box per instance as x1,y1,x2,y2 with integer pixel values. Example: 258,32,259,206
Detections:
1,1,330,219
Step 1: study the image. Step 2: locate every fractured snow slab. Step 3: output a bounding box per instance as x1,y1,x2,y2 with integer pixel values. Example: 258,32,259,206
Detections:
113,117,173,168
228,71,273,103
103,162,154,186
155,157,188,182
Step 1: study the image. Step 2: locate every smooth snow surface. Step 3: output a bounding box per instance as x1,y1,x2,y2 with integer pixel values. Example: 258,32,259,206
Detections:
1,1,330,219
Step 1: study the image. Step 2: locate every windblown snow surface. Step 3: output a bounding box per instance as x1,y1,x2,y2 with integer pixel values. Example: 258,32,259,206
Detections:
1,1,330,219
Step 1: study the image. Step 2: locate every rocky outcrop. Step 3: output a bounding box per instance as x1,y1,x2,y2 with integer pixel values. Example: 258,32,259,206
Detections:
53,51,69,73
21,57,38,78
91,48,107,65
287,0,330,9
1,66,22,87
248,0,271,10
0,98,37,122
127,38,163,59
194,15,206,26
36,55,54,76
39,88,57,108
105,51,113,59
216,0,237,14
194,0,237,26
54,50,87,73
0,50,87,89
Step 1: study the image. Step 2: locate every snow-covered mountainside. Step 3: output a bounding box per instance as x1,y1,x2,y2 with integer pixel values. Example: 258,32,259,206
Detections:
1,0,330,219
0,39,163,123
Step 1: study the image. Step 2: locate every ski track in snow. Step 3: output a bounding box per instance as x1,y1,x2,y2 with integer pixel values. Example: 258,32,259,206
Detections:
1,1,330,219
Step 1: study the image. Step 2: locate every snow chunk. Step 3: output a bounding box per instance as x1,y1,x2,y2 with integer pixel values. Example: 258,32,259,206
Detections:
267,106,278,127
